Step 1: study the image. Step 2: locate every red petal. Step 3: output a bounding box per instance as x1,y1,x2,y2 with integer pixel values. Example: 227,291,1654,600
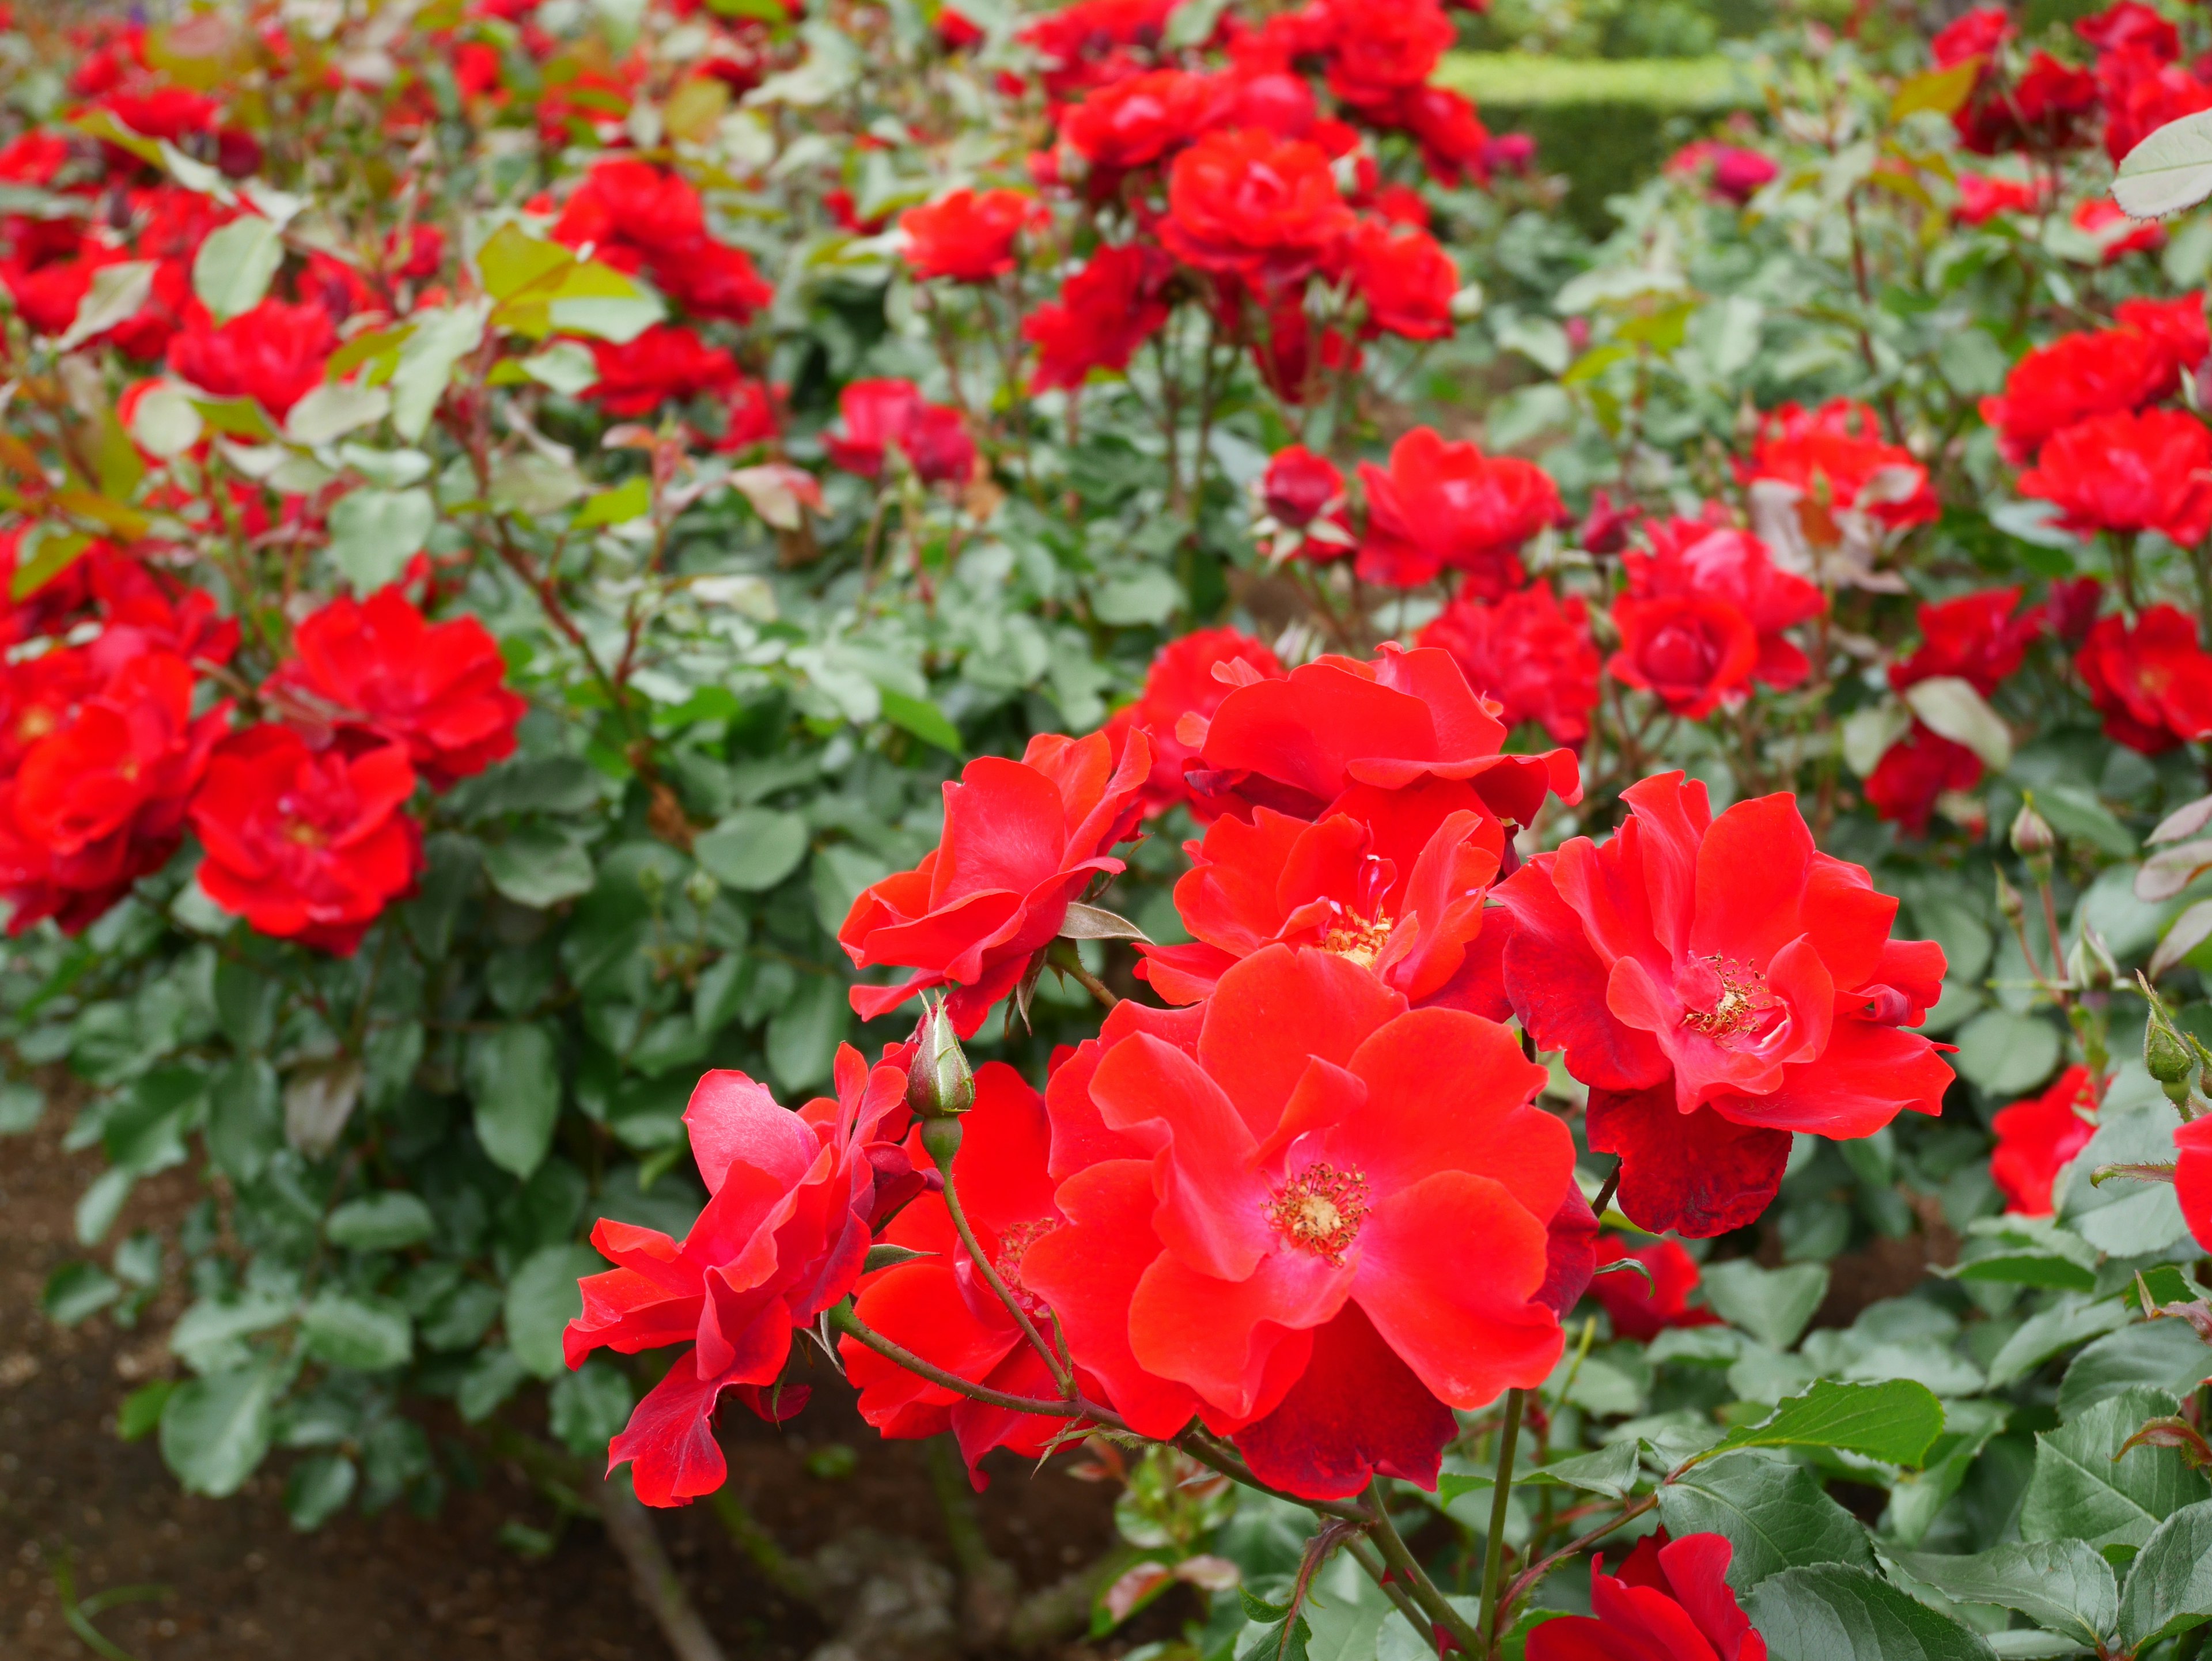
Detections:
1727,1019,1953,1138
1586,1084,1791,1239
1688,793,1813,969
1497,860,1669,1092
1230,1303,1457,1500
1093,1033,1272,1281
1657,1533,1764,1661
684,1069,810,1197
607,1348,733,1507
1195,945,1406,1137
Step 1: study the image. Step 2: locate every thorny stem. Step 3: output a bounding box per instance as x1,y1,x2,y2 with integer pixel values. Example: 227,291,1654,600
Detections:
1499,1493,1659,1617
1591,1164,1622,1220
1345,1535,1430,1637
828,1303,1075,1418
1364,1481,1484,1659
926,1125,1074,1394
1175,1429,1368,1524
1047,940,1119,1010
1475,1390,1526,1655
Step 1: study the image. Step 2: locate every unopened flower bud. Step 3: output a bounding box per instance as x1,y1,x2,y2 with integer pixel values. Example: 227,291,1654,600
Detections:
1994,867,2026,928
2148,1015,2195,1107
637,862,666,909
2012,799,2056,875
904,997,976,1123
683,867,720,910
2068,925,2117,995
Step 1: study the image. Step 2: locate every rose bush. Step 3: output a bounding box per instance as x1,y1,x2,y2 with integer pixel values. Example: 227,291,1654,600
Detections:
6,1,2212,1658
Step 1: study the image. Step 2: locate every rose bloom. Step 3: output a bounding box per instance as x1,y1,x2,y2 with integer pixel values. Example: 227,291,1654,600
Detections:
1607,593,1760,720
1748,398,1939,544
1180,643,1581,830
1624,517,1825,691
1251,289,1362,406
1319,0,1456,111
1023,244,1172,391
585,325,738,417
2075,604,2212,753
2078,0,2180,60
1664,141,1776,205
1527,1531,1766,1661
1022,944,1586,1499
1955,171,2044,225
267,587,526,790
1980,327,2179,464
1889,587,2042,697
1020,0,1179,99
569,1053,910,1505
840,728,1151,1035
188,725,422,954
820,378,976,486
551,158,773,323
1865,723,1985,836
1157,128,1355,287
1589,1236,1721,1344
1991,1065,2097,1216
1493,771,1951,1236
165,297,335,418
1058,68,1222,172
1136,774,1509,1007
2017,410,2212,545
0,652,228,934
1260,444,1344,530
1344,218,1457,340
2074,195,2167,262
900,188,1037,282
2100,44,2212,165
1417,582,1601,746
1101,626,1284,818
843,1062,1085,1484
2179,1113,2212,1255
1357,427,1563,593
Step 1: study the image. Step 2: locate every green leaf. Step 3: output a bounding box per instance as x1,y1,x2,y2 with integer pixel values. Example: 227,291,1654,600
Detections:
469,1023,562,1179
300,1290,413,1372
1897,1542,2118,1647
2059,1322,2212,1422
285,380,389,446
573,475,651,528
285,1452,358,1531
1744,1565,1994,1661
2032,784,2138,858
458,1344,531,1422
878,687,963,754
1987,1294,2132,1390
56,259,156,350
389,300,489,442
191,214,284,324
482,824,596,909
1950,1009,2063,1097
2117,1497,2212,1648
2114,108,2212,219
766,973,850,1095
160,1365,281,1497
117,1379,177,1442
42,1260,122,1325
206,1056,281,1184
811,843,892,937
2021,1388,2212,1550
475,222,574,300
1698,1259,1831,1351
1890,58,1983,120
1439,1440,1643,1506
694,808,810,892
325,486,434,593
550,1361,635,1457
325,1191,437,1252
1656,1452,1875,1590
169,1290,296,1374
0,1079,46,1134
505,1243,604,1379
1704,1379,1945,1469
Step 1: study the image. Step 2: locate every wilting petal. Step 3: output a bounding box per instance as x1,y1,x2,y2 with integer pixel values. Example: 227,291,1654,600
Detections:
1586,1084,1792,1239
1231,1303,1457,1500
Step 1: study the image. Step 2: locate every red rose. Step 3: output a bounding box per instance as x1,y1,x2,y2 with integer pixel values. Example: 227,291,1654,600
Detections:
0,652,227,934
188,725,421,954
821,378,976,486
1494,771,1952,1236
2180,1114,2212,1254
1344,217,1456,340
1022,244,1172,391
2073,195,2167,261
2077,0,2178,59
569,1051,909,1505
1991,1065,2098,1216
2099,46,2212,164
552,158,772,323
2118,293,2211,370
1625,517,1825,690
2075,604,2212,752
268,587,526,790
1158,128,1354,287
1933,6,2012,65
1101,626,1284,818
1392,85,1493,187
1889,587,2041,696
1260,444,1345,529
1417,582,1601,746
1251,287,1362,406
1181,642,1581,828
2017,410,2212,544
1020,0,1180,99
1059,68,1222,172
1865,724,1984,835
1955,171,2043,224
1607,593,1760,720
1134,776,1507,1008
1665,141,1777,204
839,728,1152,1036
165,297,336,418
1320,0,1456,111
1356,427,1562,593
584,325,740,417
1527,1531,1766,1661
1023,944,1578,1499
899,188,1037,282
1590,1236,1721,1343
1979,326,2176,463
842,1062,1084,1483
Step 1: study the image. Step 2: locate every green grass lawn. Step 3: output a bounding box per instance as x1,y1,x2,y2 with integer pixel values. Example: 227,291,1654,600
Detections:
1436,52,1759,111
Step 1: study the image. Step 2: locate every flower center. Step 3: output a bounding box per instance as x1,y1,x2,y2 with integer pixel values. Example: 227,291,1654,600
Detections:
1265,1163,1370,1265
991,1217,1059,1318
1680,955,1775,1039
285,818,326,847
1321,913,1391,969
16,708,56,744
